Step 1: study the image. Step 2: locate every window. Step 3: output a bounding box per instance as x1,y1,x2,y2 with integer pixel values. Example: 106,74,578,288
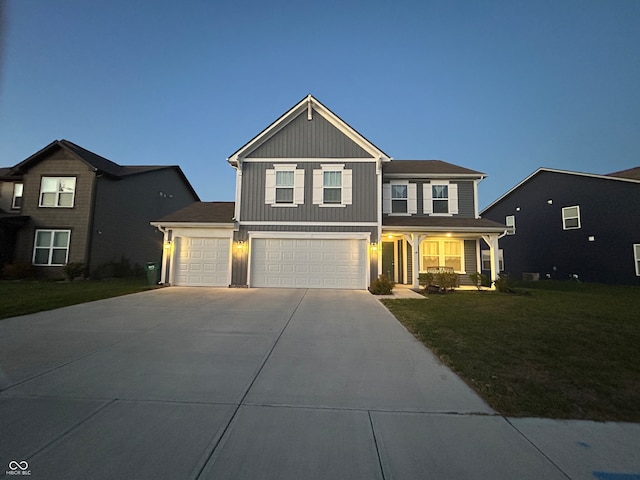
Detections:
39,177,76,207
562,205,581,230
33,229,70,266
12,183,23,209
265,165,304,206
634,244,640,276
482,249,504,271
423,181,458,215
505,215,516,235
421,238,464,273
391,184,408,213
275,171,294,204
323,171,342,204
313,165,352,206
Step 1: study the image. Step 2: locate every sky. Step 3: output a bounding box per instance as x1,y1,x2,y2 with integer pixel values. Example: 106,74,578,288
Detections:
0,0,638,209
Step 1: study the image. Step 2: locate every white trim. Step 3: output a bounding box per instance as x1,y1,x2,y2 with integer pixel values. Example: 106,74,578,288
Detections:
32,229,71,266
151,222,235,229
12,183,23,209
419,237,467,274
241,221,377,226
242,158,378,163
39,176,76,208
505,215,516,235
319,204,346,208
562,205,581,230
234,166,242,221
634,244,640,276
168,227,234,238
247,231,371,240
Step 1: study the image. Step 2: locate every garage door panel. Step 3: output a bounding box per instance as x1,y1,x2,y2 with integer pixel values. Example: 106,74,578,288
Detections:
174,237,230,287
251,237,366,289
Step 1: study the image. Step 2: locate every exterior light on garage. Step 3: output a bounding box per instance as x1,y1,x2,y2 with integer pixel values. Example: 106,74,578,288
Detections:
236,240,245,250
370,242,378,252
163,241,172,250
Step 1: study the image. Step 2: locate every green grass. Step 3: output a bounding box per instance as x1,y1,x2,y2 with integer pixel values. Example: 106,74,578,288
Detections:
382,282,640,421
0,278,155,320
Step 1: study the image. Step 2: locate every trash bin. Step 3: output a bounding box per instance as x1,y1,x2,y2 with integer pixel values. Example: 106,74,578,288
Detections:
145,262,160,286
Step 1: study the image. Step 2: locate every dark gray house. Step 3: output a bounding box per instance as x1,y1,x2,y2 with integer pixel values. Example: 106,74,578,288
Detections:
152,95,506,289
481,167,640,285
0,139,199,277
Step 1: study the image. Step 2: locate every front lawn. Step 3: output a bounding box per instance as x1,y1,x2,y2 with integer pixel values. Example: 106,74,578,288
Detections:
0,278,155,320
382,282,640,421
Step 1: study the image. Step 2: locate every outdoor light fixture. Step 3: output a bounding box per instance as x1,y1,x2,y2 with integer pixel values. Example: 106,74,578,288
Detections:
163,241,172,250
236,241,245,250
370,242,378,252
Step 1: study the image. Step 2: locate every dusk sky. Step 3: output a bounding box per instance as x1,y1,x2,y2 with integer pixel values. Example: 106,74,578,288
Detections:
1,0,638,209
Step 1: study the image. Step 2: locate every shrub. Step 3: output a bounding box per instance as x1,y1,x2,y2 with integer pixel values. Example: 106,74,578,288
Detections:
418,273,435,289
469,272,490,291
420,271,459,293
2,262,37,280
92,255,145,279
494,273,514,293
369,274,395,295
63,262,86,281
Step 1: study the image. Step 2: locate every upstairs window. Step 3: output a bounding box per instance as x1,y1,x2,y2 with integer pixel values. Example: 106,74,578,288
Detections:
505,215,516,235
634,244,640,276
275,171,294,204
391,184,408,213
265,165,304,206
423,181,458,215
33,229,70,266
39,177,76,207
313,165,352,207
323,171,342,204
12,183,23,209
562,205,581,230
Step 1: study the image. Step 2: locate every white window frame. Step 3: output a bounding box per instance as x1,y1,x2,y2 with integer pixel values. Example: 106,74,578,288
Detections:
562,205,581,230
420,238,466,274
39,176,76,208
391,183,408,213
313,164,352,207
265,164,304,207
505,215,516,235
634,244,640,277
12,183,23,209
32,229,71,266
482,249,504,272
423,181,458,216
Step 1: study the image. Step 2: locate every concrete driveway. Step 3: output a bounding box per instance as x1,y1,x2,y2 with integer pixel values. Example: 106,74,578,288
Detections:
1,288,638,479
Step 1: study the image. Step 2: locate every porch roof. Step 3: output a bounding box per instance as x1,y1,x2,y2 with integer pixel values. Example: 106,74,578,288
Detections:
382,215,506,233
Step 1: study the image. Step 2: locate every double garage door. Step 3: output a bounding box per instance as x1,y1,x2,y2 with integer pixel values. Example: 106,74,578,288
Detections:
250,238,367,289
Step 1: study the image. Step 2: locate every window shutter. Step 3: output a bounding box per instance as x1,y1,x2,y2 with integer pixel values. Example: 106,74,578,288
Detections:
408,183,417,214
383,184,391,213
294,169,305,205
342,169,352,205
423,183,433,214
449,183,458,215
265,169,275,204
312,170,323,204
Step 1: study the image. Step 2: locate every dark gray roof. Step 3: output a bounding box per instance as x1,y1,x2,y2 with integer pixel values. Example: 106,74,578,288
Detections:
384,160,485,177
155,202,235,223
607,166,640,180
383,215,506,231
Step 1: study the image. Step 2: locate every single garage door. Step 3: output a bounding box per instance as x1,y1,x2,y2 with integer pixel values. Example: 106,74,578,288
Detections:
174,237,230,286
250,238,367,289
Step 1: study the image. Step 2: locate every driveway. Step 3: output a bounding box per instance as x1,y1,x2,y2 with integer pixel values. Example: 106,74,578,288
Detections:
1,288,638,479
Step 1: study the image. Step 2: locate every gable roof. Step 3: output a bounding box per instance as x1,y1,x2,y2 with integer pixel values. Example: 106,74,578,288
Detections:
384,160,485,178
227,94,391,165
8,139,199,199
482,167,640,213
607,166,640,180
152,201,235,225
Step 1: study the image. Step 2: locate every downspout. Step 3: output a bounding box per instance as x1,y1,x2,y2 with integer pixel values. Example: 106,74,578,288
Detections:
376,157,383,279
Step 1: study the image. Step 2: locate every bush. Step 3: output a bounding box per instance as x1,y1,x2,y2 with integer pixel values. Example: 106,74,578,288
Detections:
420,271,459,293
469,272,490,290
92,255,144,279
2,262,37,280
63,262,86,281
369,274,395,295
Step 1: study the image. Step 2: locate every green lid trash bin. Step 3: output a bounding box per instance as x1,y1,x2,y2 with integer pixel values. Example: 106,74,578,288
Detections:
145,262,160,286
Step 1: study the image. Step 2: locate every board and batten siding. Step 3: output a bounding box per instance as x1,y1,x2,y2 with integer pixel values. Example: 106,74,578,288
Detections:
240,162,378,223
246,110,373,159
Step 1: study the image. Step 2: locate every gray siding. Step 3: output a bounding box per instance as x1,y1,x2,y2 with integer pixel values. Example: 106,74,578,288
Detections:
385,180,476,217
247,110,372,158
461,239,477,286
240,162,378,222
91,169,198,271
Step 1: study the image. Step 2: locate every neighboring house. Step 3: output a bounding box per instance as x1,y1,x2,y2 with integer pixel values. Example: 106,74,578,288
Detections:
481,167,640,285
152,95,506,290
0,139,199,277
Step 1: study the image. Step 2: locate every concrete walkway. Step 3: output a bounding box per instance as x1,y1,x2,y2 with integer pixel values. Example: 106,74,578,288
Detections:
0,288,638,479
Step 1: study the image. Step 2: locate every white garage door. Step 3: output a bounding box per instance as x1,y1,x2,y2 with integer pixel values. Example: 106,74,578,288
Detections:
174,237,230,286
250,238,367,289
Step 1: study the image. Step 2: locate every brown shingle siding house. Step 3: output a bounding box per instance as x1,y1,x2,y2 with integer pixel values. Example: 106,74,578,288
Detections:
0,139,199,277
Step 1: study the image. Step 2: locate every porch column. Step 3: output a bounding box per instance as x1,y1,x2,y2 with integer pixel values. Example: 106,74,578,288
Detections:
404,233,426,289
482,234,499,289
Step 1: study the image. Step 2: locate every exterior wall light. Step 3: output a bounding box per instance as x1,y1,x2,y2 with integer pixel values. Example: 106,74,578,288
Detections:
370,242,378,252
236,240,245,250
163,241,172,250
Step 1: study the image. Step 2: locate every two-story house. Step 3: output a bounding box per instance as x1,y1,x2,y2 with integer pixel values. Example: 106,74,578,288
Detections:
481,167,640,285
0,139,199,277
152,95,506,290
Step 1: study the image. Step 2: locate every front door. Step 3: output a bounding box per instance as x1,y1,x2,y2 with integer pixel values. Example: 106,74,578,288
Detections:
382,241,395,282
